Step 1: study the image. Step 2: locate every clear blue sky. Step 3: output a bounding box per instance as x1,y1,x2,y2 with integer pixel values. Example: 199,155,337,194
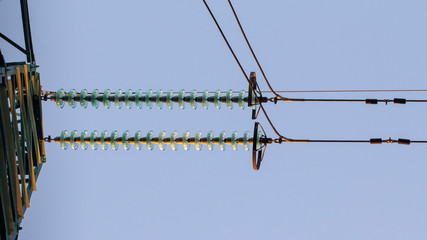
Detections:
2,1,427,239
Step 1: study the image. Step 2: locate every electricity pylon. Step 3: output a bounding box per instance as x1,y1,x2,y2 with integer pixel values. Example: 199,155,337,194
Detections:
2,1,427,239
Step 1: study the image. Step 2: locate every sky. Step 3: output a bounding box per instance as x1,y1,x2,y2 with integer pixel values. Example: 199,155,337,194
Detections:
2,0,427,239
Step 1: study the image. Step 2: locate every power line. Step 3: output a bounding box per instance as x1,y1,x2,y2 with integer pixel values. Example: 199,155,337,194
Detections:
202,0,286,141
227,0,283,100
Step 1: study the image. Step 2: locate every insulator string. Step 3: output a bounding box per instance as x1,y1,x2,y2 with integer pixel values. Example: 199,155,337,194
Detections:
51,89,256,110
53,130,262,151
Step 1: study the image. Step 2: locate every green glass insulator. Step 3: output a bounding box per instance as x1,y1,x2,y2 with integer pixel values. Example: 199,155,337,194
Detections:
195,131,202,151
238,90,246,110
103,89,111,109
80,89,88,108
156,89,163,109
56,88,65,108
115,89,123,109
226,89,233,109
207,131,214,151
214,90,221,109
135,89,143,109
182,130,190,151
90,130,98,150
91,89,99,109
134,130,142,150
243,131,250,151
202,90,209,110
100,130,109,150
231,131,238,151
125,89,133,109
166,90,174,109
178,89,186,109
145,89,153,109
80,130,89,150
110,131,119,150
68,89,77,108
146,131,154,150
256,131,262,150
170,131,178,151
70,130,78,150
190,90,197,109
219,131,226,151
60,130,69,150
158,131,166,151
122,130,130,150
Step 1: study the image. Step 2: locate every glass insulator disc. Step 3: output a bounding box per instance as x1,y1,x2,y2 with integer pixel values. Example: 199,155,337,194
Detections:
115,89,123,109
80,130,89,150
182,131,190,151
158,131,166,151
214,90,221,109
68,89,77,108
226,89,233,109
122,130,130,150
145,89,153,109
56,88,65,108
190,90,197,109
219,131,226,151
146,131,154,150
125,89,133,109
170,131,177,151
135,89,143,109
80,89,88,108
90,130,99,150
195,131,202,151
238,90,246,110
91,89,99,109
60,130,69,150
134,131,142,150
166,90,173,109
202,90,209,110
70,130,78,150
110,131,119,150
156,89,163,109
207,131,214,151
100,130,109,150
243,131,250,151
103,89,111,109
178,89,186,109
231,131,238,151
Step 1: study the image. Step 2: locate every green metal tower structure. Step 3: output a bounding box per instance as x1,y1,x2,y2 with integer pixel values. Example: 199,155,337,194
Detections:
0,1,45,239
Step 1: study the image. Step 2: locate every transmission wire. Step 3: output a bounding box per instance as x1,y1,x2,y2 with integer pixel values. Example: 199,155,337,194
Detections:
202,0,287,141
227,0,284,100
